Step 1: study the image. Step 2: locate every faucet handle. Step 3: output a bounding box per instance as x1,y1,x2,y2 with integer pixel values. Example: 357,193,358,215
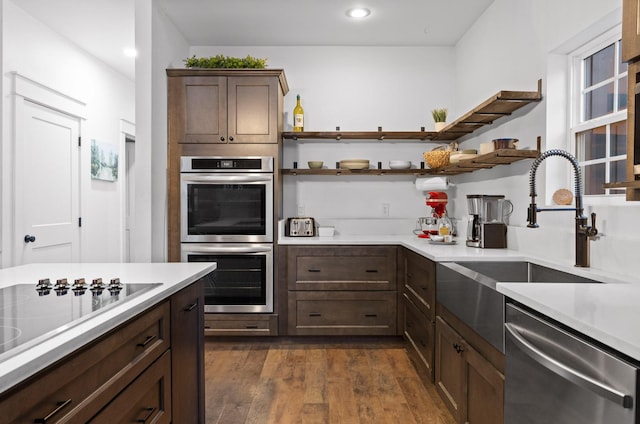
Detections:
589,212,598,237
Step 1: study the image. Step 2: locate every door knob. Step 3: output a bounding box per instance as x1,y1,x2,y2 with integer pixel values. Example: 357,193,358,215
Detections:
24,235,36,243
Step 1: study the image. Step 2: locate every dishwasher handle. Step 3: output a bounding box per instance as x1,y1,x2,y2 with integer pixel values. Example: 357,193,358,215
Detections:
505,323,634,408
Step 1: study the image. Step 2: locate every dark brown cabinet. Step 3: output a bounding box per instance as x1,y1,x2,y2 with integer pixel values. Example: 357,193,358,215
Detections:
0,281,205,423
401,248,437,383
435,315,504,424
167,69,288,144
283,245,398,336
623,0,640,63
171,279,205,423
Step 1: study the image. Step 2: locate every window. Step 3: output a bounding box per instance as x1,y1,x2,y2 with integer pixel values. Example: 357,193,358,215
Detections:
571,35,627,196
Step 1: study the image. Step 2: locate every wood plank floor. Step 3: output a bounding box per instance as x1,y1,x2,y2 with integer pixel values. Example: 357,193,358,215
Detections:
204,337,456,424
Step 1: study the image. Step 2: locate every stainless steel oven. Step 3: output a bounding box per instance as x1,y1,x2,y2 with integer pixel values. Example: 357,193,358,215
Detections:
181,243,273,313
180,156,273,243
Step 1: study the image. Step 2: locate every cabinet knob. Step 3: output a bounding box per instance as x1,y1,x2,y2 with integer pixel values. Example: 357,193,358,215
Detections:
219,136,225,142
229,136,234,142
453,343,464,354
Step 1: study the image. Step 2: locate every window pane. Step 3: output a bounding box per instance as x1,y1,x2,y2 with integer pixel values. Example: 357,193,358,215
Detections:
576,127,606,161
583,163,605,195
584,83,614,120
618,40,628,74
584,44,614,87
610,159,626,183
618,75,628,110
611,121,627,156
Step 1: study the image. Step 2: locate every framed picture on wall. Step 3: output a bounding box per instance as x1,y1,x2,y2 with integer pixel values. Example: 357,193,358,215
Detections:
91,139,118,181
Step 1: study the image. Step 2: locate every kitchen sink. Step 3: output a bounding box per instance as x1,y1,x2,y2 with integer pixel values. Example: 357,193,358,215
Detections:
436,261,602,353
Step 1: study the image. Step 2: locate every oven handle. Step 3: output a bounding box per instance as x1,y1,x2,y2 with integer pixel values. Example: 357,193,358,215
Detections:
184,245,273,254
505,323,633,408
181,174,272,183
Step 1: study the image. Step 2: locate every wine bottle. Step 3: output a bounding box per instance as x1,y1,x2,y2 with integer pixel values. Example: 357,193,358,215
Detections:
293,94,304,132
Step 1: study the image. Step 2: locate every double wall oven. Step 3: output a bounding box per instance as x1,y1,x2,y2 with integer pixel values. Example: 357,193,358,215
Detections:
180,156,274,313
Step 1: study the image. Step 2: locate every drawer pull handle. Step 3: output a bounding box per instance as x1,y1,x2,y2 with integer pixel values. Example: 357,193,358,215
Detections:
137,407,157,423
308,269,321,273
183,302,198,312
137,335,157,348
365,269,379,273
245,324,258,329
364,314,378,318
35,399,72,423
309,313,322,317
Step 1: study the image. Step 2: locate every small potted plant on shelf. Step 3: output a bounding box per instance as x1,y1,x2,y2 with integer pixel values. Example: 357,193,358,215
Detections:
431,108,448,131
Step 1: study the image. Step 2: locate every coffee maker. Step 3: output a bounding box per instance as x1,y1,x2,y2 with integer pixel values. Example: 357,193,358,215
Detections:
466,195,512,248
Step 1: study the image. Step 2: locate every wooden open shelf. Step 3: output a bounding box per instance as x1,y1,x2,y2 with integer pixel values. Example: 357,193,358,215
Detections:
281,149,540,177
282,80,542,143
603,180,640,189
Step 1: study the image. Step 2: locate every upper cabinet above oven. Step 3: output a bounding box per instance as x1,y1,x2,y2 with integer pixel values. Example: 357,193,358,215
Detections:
167,69,289,144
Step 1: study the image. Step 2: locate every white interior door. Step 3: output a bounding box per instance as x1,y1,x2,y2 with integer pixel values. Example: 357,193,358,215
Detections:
15,100,80,264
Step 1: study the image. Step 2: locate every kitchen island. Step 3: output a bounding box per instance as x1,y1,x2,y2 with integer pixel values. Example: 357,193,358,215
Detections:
0,262,215,423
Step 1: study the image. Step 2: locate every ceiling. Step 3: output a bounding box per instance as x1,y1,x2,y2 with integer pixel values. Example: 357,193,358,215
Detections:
12,0,495,81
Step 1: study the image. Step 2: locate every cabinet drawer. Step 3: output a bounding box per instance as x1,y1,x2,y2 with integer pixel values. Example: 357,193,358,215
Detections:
403,293,435,381
0,301,170,423
204,313,278,336
288,246,397,290
89,350,172,424
404,249,436,320
288,291,396,335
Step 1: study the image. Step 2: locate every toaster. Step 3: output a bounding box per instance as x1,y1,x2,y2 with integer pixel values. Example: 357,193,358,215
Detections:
285,217,316,237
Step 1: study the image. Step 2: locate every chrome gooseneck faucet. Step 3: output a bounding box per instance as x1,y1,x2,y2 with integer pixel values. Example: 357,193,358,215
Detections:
527,149,598,267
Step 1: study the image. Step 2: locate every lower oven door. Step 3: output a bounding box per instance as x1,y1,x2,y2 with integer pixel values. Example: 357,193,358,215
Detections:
181,243,273,313
505,303,638,424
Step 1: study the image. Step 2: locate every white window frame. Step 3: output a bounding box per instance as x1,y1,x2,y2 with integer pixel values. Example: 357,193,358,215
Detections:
569,27,627,198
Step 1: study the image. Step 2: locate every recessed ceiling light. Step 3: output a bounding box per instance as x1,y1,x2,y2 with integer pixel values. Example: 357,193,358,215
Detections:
346,8,371,19
123,48,138,58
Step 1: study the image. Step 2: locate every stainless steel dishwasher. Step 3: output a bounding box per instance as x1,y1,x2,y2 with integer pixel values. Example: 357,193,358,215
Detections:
505,303,639,424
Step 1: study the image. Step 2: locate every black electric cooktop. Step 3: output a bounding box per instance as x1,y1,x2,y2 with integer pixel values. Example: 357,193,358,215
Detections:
0,280,160,360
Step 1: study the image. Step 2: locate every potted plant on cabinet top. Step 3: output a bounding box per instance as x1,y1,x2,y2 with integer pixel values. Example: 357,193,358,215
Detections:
432,108,448,131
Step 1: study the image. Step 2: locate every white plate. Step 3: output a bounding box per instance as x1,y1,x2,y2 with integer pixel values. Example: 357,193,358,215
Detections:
428,240,457,245
340,159,370,169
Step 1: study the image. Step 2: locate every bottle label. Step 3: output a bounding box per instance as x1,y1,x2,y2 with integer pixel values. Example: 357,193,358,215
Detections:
294,114,304,129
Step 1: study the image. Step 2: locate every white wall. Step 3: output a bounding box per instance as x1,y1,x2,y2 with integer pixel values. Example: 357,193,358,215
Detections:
2,0,135,265
190,45,456,225
454,0,637,276
135,0,190,262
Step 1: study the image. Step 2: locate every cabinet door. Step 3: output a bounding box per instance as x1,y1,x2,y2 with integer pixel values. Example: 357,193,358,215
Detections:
404,248,436,320
171,280,205,423
89,351,172,424
435,316,466,424
228,76,279,143
169,75,228,144
464,343,505,424
623,0,640,63
403,293,435,382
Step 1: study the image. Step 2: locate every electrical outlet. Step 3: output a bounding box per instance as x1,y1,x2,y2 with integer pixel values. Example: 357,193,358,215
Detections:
297,204,305,216
382,203,390,217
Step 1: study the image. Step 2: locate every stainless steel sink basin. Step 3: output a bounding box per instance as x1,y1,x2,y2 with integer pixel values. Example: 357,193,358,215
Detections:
436,261,602,353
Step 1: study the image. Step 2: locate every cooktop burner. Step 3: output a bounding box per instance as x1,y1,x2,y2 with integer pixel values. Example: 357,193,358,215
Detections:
0,280,160,361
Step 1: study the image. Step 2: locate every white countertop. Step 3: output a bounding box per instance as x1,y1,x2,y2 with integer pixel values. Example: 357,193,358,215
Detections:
0,262,215,395
280,233,640,361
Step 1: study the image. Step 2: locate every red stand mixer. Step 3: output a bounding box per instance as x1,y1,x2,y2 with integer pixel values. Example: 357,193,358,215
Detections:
426,191,449,218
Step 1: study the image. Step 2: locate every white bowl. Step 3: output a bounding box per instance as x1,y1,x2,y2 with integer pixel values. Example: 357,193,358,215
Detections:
389,160,411,169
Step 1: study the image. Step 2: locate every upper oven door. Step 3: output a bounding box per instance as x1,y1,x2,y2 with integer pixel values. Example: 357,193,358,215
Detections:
181,173,273,243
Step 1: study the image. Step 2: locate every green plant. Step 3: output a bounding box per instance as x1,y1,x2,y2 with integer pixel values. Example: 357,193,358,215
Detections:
431,108,448,123
184,54,267,69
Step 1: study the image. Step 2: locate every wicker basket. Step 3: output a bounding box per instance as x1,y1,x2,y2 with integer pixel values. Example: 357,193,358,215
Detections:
423,150,450,169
